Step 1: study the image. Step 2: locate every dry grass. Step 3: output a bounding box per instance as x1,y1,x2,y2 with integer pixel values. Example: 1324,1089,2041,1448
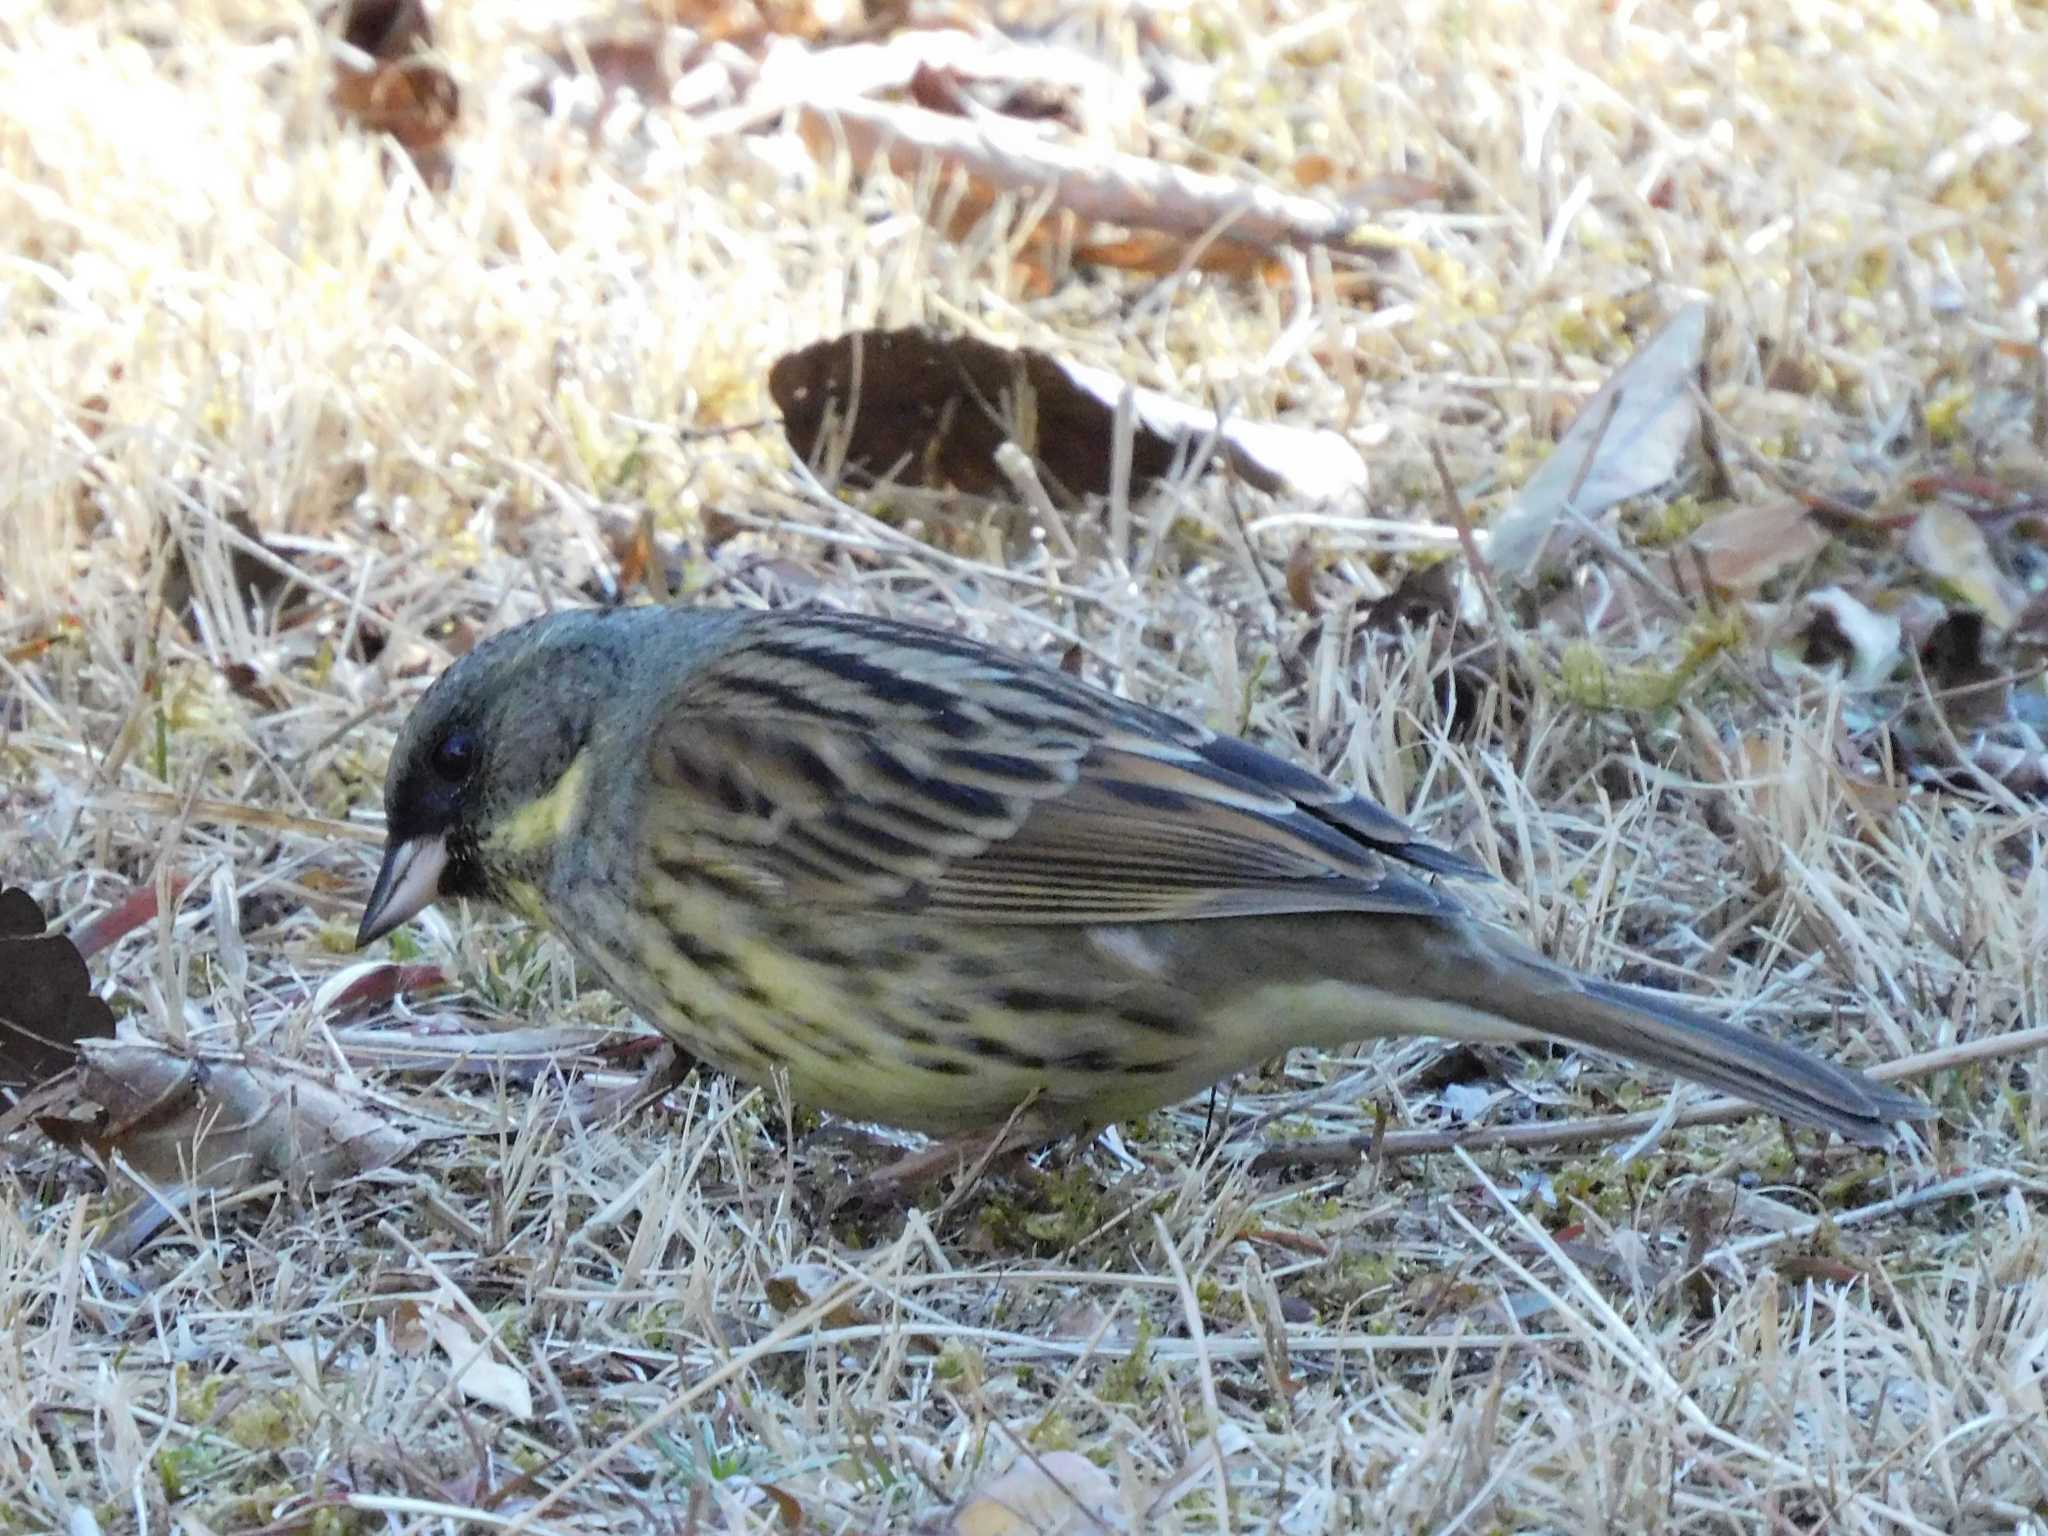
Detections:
4,1,2047,1531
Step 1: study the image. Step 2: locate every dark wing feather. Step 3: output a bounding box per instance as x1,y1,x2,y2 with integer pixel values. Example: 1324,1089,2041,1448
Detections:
640,611,1480,923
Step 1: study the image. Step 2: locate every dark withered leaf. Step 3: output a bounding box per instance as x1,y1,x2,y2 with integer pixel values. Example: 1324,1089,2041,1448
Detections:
1920,609,2011,731
1360,560,1460,634
770,327,1180,500
0,887,116,1089
329,0,458,135
158,505,308,633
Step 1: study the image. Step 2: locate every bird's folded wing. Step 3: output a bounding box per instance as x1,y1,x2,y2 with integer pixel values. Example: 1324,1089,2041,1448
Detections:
641,616,1477,924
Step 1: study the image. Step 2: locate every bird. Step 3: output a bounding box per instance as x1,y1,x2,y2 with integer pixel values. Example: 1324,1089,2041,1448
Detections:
356,603,1928,1169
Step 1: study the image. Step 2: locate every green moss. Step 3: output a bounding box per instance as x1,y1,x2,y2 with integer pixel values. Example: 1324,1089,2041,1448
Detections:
315,920,360,954
224,1395,296,1453
1098,1318,1157,1406
156,1442,226,1501
307,1507,372,1536
1294,1250,1398,1316
1028,1411,1080,1452
974,1167,1115,1256
1633,495,1711,548
632,1302,682,1349
1924,388,1971,447
932,1343,983,1390
1550,608,1748,716
1546,1162,1638,1227
1272,1194,1344,1226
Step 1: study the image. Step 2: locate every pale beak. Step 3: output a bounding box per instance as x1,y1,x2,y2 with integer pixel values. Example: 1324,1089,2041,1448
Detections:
355,835,450,948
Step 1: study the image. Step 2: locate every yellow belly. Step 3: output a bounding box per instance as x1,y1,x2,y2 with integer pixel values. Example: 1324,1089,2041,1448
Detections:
543,872,1208,1132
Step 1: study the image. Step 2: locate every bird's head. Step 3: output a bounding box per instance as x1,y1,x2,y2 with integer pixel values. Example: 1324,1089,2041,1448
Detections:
355,612,627,948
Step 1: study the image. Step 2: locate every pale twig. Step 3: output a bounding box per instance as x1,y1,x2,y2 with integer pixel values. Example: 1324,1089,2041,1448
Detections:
1704,1168,2039,1270
694,1320,1555,1364
92,790,379,844
1247,1024,2048,1170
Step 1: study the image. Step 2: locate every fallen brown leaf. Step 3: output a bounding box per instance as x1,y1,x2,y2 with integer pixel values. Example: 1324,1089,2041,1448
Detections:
764,1263,869,1328
159,506,309,635
1678,499,1828,595
68,878,195,962
784,87,1391,264
1284,537,1322,615
422,1304,534,1420
67,1038,417,1190
1073,231,1282,280
1360,560,1461,634
770,327,1367,503
319,961,452,1017
1919,609,2013,731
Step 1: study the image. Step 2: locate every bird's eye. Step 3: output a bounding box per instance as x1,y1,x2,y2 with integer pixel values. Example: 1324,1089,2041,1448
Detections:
432,732,478,783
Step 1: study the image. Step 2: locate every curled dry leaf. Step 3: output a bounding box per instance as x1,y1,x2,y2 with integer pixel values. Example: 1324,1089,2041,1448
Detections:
1947,733,2048,798
791,94,1383,255
1904,503,2024,629
908,61,1076,127
0,888,117,1089
759,28,1146,134
160,505,388,670
68,877,195,963
314,960,451,1018
1891,605,2048,799
938,1450,1121,1536
421,1304,534,1420
1800,587,1902,690
1359,560,1461,635
51,1038,416,1199
1357,562,1501,739
770,328,1367,504
1487,302,1708,585
1284,538,1322,615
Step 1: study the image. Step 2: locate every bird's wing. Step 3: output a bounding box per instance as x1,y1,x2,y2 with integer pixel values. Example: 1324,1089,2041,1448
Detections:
640,613,1482,924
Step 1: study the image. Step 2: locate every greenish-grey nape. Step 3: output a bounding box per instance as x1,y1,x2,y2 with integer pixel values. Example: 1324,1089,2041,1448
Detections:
359,604,1931,1157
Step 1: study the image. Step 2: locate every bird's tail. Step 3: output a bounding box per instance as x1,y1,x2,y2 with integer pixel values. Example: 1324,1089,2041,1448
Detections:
1460,927,1930,1146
